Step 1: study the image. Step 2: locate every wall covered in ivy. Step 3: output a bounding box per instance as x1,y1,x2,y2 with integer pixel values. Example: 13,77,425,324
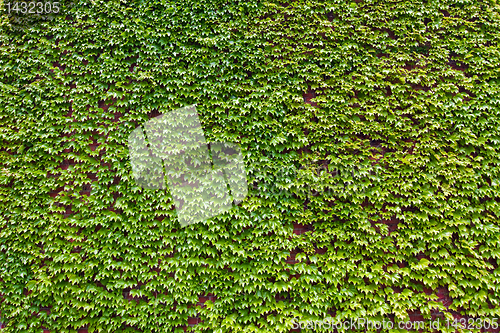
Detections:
1,0,500,332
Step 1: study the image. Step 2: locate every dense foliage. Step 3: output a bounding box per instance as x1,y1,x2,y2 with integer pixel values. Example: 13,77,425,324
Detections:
1,0,500,332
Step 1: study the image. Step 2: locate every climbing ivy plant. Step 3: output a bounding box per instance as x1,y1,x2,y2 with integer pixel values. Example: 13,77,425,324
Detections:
1,0,500,332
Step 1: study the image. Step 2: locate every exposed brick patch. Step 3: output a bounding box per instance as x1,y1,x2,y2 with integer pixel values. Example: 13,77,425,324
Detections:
303,91,317,107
